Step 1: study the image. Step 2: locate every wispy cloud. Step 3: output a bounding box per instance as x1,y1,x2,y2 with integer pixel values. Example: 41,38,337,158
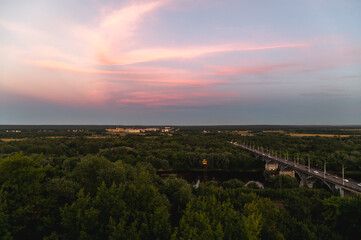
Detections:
95,0,167,64
98,43,308,65
116,90,237,106
212,63,300,76
1,0,360,110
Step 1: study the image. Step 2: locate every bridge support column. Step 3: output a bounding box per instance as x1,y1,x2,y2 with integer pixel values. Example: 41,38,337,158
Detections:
296,171,315,188
335,185,345,197
300,179,315,188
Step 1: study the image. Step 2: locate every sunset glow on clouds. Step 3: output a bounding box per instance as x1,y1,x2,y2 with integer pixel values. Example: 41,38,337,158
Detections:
1,0,361,124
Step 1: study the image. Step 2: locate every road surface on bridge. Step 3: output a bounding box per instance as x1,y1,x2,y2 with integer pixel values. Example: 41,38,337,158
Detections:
232,142,361,194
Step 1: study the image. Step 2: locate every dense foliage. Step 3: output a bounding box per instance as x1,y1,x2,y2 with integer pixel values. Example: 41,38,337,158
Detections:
0,127,361,239
0,133,261,171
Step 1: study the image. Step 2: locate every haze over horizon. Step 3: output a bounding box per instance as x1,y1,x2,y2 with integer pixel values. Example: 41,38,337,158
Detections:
1,0,361,125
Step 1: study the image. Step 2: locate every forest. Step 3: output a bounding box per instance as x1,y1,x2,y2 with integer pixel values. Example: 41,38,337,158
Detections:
0,126,360,239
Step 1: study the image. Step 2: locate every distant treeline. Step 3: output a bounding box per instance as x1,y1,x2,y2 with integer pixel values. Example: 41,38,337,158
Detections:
1,129,361,174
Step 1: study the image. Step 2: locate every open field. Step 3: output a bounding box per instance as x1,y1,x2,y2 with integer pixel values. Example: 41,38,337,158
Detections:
341,129,361,131
45,136,67,139
263,130,285,133
234,130,254,136
0,138,28,142
287,133,353,137
260,130,361,137
86,136,113,139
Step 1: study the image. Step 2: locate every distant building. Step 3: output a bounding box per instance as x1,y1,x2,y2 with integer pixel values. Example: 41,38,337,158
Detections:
265,162,278,171
106,127,170,134
143,128,159,132
6,130,21,133
106,128,125,133
126,129,141,133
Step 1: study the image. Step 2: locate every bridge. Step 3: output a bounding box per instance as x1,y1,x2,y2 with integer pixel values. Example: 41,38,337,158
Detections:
232,142,361,196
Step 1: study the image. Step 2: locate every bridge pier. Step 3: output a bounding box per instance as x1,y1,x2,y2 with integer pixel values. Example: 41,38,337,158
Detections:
295,171,315,188
299,179,315,188
335,185,345,197
279,164,295,178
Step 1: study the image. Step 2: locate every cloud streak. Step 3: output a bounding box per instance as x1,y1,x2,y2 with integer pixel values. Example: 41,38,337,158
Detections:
116,90,237,106
98,43,308,65
212,63,300,76
95,0,166,64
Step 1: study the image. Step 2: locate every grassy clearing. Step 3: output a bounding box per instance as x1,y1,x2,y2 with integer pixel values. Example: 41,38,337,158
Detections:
86,136,112,139
263,130,285,133
340,129,361,131
0,138,28,142
287,133,352,137
234,131,254,136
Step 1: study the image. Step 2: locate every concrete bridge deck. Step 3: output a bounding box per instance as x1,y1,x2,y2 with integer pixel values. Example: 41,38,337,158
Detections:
232,142,361,195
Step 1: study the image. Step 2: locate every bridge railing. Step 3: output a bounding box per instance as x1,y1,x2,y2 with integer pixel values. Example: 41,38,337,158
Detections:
231,142,361,194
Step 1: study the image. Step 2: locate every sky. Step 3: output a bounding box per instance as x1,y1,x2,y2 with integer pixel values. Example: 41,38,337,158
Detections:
1,0,361,125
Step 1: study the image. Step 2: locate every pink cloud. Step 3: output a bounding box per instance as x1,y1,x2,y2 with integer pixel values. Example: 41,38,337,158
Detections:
3,0,360,110
95,0,166,63
116,90,237,106
27,60,194,76
28,60,141,75
100,0,164,29
102,77,222,87
212,63,300,76
89,1,309,66
87,77,237,107
88,76,228,106
98,42,308,65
